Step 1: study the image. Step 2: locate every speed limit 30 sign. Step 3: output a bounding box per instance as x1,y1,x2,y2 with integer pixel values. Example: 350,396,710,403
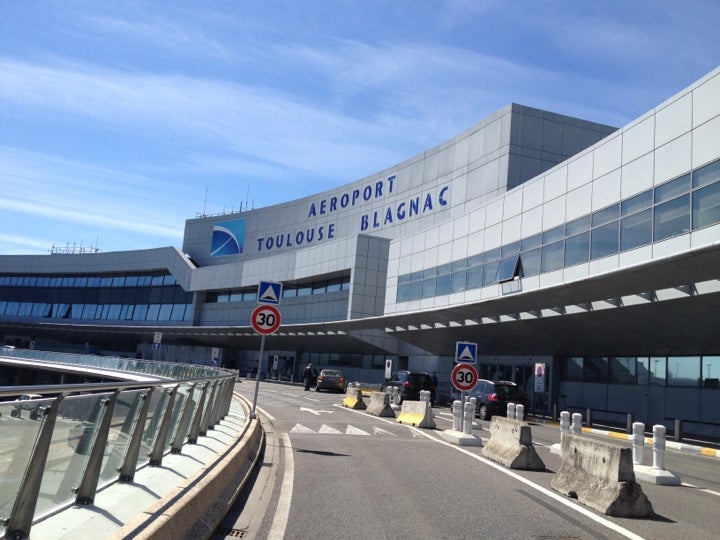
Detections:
251,304,282,335
451,363,478,392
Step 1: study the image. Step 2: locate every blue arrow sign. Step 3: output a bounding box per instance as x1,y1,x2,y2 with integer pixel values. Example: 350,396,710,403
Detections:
257,281,283,305
455,341,477,364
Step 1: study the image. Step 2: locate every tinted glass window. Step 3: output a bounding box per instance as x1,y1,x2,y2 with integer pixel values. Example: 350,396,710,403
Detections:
692,181,720,230
621,190,652,216
620,209,652,251
654,194,690,241
591,221,619,260
693,159,720,188
564,232,589,267
655,173,691,204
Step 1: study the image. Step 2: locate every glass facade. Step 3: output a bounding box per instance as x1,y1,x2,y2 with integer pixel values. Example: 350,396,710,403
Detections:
206,274,350,303
397,157,720,303
560,355,720,389
0,272,192,322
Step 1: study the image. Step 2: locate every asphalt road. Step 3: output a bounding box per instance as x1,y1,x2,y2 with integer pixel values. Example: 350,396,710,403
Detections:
221,381,720,540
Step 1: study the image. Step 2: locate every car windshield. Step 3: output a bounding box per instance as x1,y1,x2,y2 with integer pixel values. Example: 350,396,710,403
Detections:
494,384,522,396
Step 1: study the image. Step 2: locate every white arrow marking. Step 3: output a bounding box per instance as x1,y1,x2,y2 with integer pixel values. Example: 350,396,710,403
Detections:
300,407,334,416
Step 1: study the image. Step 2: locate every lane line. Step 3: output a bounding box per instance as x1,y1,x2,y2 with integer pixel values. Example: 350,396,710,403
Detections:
267,432,294,540
337,404,645,540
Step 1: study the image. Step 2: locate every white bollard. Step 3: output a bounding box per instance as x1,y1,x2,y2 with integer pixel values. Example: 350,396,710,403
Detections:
392,387,400,405
653,424,667,470
463,401,475,434
515,404,525,421
507,402,516,419
560,411,570,442
632,422,645,465
452,400,462,431
571,412,582,434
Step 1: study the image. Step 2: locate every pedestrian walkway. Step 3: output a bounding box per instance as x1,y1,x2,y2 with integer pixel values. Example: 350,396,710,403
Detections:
30,396,249,540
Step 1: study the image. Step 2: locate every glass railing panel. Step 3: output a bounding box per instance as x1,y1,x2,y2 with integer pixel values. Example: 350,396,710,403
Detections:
0,398,50,519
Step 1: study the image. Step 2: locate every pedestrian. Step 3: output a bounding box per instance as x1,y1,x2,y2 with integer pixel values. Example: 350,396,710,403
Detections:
303,362,314,391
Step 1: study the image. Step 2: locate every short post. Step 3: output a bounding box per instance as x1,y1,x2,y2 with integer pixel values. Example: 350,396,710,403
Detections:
463,401,475,434
626,413,634,434
653,425,667,470
674,419,683,442
560,411,570,442
507,402,516,419
515,404,524,421
571,412,582,434
632,422,645,465
585,408,593,428
452,400,462,431
552,403,558,421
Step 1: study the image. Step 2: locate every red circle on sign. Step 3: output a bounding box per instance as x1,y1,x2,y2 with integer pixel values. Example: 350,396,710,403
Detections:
451,363,478,392
251,305,282,335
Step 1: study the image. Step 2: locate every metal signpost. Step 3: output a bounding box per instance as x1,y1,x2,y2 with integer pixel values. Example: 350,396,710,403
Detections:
250,283,282,419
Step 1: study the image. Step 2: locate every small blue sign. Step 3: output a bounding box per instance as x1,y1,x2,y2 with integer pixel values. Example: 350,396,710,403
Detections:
257,281,283,305
455,341,477,364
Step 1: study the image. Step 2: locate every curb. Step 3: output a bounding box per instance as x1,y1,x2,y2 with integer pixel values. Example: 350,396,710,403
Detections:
530,417,720,460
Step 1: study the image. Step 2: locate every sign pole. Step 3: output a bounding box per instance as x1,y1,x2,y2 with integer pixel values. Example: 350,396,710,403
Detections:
250,334,266,419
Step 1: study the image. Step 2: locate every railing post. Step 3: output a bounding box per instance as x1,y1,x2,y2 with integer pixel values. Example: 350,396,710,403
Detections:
75,391,119,505
188,382,210,444
149,385,179,466
5,397,64,540
171,384,197,453
199,381,218,437
119,388,154,482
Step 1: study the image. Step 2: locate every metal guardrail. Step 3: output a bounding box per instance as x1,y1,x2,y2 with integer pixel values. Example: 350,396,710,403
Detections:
0,350,241,540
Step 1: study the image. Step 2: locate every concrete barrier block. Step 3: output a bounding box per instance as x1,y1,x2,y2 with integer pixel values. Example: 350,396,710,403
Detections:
551,433,654,518
365,392,395,417
341,387,366,410
396,400,435,429
482,417,544,470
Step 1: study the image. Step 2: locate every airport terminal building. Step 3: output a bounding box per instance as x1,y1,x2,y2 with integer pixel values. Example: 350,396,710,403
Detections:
2,68,719,437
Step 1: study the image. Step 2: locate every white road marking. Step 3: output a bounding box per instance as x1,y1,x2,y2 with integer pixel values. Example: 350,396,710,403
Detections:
267,433,293,540
345,425,370,436
338,405,646,540
290,424,315,434
299,407,334,415
318,424,343,434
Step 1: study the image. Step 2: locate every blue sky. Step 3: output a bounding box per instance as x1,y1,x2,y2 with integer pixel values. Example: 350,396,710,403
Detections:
1,1,719,255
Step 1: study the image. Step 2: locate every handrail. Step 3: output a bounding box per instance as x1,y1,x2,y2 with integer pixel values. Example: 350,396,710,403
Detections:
0,351,244,539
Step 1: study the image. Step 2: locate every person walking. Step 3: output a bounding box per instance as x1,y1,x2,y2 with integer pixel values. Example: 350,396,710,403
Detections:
303,362,314,391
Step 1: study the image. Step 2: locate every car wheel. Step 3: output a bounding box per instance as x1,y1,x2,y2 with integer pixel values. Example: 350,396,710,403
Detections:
478,404,490,421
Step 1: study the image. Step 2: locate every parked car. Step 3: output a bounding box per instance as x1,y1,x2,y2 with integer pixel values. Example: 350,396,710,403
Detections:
456,379,529,420
10,394,44,419
381,370,436,406
315,369,347,393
